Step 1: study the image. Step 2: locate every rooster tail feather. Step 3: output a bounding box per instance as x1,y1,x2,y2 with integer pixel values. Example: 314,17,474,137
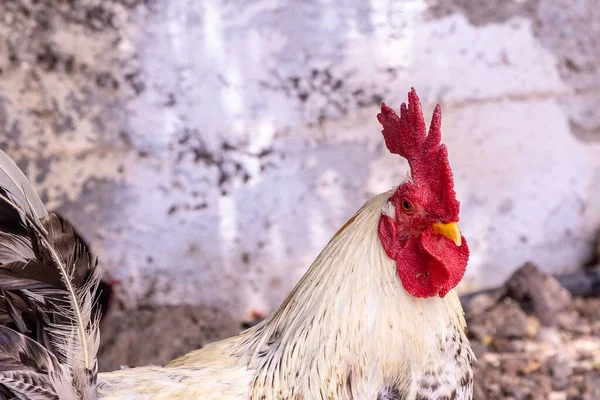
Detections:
0,149,100,399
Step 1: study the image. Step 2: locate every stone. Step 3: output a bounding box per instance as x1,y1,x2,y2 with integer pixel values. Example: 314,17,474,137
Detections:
549,357,573,390
505,262,572,326
537,327,562,346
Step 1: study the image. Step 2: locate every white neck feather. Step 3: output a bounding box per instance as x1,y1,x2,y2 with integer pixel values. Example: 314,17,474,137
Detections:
234,191,466,397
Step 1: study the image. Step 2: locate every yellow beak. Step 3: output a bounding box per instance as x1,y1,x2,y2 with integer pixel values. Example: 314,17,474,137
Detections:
432,222,462,247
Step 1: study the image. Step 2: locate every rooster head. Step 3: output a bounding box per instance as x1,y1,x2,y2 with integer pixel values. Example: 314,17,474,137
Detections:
376,88,469,298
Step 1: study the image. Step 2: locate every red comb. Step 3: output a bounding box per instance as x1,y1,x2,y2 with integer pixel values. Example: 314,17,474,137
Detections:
377,88,459,220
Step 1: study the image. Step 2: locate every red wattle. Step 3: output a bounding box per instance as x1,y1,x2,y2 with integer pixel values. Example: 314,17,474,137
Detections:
380,221,469,298
420,228,469,297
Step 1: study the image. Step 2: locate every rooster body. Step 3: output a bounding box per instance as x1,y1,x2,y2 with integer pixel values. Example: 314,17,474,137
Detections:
99,192,473,399
0,88,474,400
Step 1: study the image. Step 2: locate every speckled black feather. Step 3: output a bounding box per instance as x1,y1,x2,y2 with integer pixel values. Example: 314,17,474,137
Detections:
0,326,62,400
0,154,101,400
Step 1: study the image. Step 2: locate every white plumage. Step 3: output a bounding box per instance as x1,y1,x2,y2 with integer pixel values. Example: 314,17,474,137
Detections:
99,193,473,399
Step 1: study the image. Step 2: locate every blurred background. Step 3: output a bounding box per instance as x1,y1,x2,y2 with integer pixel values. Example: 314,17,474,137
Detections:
1,1,600,397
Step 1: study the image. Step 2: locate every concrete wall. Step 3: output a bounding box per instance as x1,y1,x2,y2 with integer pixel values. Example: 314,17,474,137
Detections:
1,0,599,319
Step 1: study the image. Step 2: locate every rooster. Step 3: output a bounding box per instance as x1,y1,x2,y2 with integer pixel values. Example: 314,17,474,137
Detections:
0,88,474,399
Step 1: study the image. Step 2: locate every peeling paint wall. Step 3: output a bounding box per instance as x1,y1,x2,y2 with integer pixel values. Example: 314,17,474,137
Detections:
1,0,600,319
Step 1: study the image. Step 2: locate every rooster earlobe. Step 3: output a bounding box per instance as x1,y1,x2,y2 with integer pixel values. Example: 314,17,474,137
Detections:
378,215,399,260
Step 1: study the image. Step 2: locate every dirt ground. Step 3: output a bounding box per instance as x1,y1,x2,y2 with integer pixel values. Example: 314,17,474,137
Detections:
467,263,600,400
98,263,600,399
97,304,241,372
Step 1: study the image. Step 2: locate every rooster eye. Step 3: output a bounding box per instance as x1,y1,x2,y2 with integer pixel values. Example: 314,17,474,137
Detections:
401,199,414,214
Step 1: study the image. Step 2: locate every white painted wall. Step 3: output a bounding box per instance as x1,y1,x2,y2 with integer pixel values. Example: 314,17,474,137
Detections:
1,0,600,319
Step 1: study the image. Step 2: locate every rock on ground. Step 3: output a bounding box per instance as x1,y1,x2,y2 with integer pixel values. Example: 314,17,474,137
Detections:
505,262,572,327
